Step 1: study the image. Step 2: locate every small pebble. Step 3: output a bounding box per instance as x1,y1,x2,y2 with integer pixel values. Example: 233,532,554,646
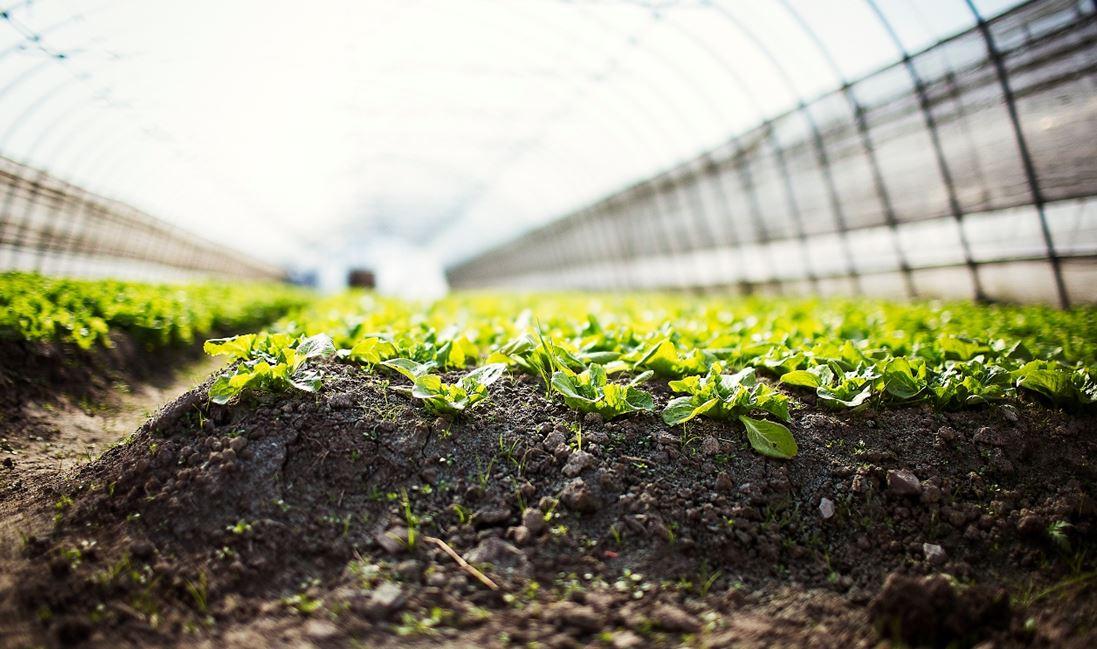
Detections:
886,469,922,496
511,525,531,546
922,543,947,565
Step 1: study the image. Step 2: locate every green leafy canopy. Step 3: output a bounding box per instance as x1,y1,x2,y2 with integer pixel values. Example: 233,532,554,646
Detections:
661,365,796,459
0,271,309,350
205,333,335,404
189,290,1093,436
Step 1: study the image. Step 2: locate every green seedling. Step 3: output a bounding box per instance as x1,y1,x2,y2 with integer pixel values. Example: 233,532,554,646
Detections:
550,363,654,420
663,365,796,459
383,359,505,415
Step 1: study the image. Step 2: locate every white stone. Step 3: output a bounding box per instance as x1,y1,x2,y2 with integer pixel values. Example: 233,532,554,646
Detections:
922,543,947,565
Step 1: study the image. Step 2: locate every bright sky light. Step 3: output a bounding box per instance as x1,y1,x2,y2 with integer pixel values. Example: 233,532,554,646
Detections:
0,0,1023,282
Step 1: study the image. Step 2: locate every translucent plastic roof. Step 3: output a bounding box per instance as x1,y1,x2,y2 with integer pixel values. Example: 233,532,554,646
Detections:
0,0,1025,273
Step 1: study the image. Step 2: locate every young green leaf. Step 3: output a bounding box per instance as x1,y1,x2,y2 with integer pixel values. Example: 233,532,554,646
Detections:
661,396,718,426
381,358,437,382
295,333,336,360
1013,360,1079,405
344,336,396,365
661,365,791,424
882,357,925,400
817,384,873,409
738,415,797,459
636,338,707,377
780,369,820,388
204,334,258,361
203,333,335,404
460,362,507,392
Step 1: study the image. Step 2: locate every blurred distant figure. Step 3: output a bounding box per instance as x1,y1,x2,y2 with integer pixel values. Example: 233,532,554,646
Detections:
347,269,376,289
318,238,448,300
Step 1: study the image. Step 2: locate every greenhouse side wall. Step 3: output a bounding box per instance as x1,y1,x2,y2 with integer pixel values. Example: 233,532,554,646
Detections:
0,156,284,282
447,0,1097,306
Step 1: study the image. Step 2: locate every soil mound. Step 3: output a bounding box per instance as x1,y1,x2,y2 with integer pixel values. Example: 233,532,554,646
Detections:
11,359,1097,647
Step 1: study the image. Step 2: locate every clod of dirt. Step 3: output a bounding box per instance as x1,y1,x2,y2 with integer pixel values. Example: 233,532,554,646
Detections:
549,601,604,632
365,582,406,619
559,477,599,512
870,572,1010,647
561,450,595,477
650,603,701,632
376,527,409,554
522,507,546,535
465,537,527,574
886,469,922,496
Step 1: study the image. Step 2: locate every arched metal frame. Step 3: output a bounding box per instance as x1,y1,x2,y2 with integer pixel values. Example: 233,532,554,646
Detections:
0,0,1091,303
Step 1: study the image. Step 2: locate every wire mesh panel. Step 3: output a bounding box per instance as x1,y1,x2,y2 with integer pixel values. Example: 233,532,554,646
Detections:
447,0,1097,306
0,155,284,281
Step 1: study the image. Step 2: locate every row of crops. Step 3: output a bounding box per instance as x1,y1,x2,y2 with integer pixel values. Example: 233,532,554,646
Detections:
4,271,1092,461
204,292,1097,460
0,272,311,350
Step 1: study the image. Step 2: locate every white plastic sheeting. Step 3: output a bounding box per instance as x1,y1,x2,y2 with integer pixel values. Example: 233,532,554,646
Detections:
0,0,1028,273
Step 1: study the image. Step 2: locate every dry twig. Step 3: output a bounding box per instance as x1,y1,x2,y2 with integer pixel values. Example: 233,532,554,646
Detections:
423,535,500,591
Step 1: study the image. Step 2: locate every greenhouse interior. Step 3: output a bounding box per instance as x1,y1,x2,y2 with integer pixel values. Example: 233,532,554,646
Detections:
0,0,1094,647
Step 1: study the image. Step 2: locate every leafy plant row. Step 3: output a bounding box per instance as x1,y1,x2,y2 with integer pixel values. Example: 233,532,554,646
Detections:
204,292,1097,460
0,272,312,350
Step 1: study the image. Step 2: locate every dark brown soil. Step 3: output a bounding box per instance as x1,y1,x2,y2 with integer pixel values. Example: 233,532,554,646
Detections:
3,359,1096,648
0,336,211,442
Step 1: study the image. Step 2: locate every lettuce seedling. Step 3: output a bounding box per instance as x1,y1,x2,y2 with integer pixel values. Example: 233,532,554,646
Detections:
338,335,397,365
499,330,585,397
929,359,1014,408
880,357,927,400
815,365,877,409
392,326,480,370
380,357,437,381
550,363,654,420
382,359,506,415
662,365,796,459
1013,360,1096,406
205,333,335,404
781,363,875,409
664,366,790,424
434,332,480,369
739,415,799,460
635,338,708,378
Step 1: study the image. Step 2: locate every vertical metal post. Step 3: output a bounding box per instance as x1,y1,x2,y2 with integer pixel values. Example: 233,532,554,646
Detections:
866,0,986,301
725,133,777,294
699,153,747,294
961,0,1069,307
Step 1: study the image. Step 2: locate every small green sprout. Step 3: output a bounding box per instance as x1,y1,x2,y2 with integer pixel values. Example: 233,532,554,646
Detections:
383,359,506,415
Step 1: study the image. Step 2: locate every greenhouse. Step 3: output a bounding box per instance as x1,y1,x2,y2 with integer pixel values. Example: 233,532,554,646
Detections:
0,0,1094,647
